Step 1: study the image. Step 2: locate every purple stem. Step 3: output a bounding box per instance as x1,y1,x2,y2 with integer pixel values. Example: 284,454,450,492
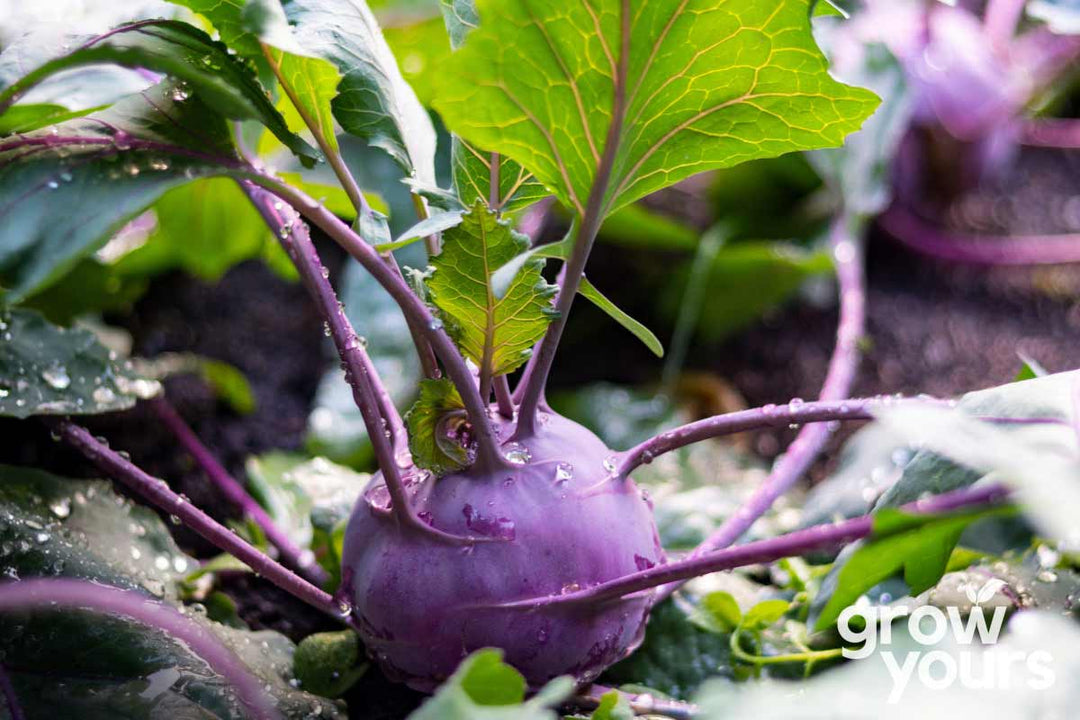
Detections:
149,396,329,586
244,184,480,544
654,215,866,601
250,176,508,472
493,375,514,418
0,578,278,720
49,420,343,620
515,1,631,437
880,205,1080,265
1020,119,1080,149
617,398,877,478
242,183,405,451
493,483,1011,609
0,664,23,720
983,0,1026,47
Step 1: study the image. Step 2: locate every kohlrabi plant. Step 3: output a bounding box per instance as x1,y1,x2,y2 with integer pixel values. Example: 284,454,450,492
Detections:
2,1,1080,719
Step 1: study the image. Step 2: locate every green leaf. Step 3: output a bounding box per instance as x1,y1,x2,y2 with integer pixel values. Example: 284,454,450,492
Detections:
385,16,456,107
0,464,343,719
0,20,317,165
597,202,698,251
589,691,634,720
434,0,879,218
742,599,791,630
0,103,101,136
265,47,344,153
0,82,248,303
696,591,743,634
244,452,365,559
872,372,1080,547
661,240,833,343
601,598,736,700
428,202,557,378
294,630,366,698
112,177,286,283
1015,352,1048,381
810,504,1015,631
376,210,466,253
438,0,548,214
198,358,258,415
405,378,470,476
579,277,663,357
0,309,160,418
409,649,572,719
288,0,438,182
452,137,550,214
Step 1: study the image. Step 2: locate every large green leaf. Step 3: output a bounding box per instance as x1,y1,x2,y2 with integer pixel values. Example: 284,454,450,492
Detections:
428,202,557,378
0,464,343,719
264,46,344,153
408,649,572,720
0,82,249,303
434,0,879,218
287,0,438,183
661,239,833,343
810,504,1016,631
111,177,292,282
0,309,160,418
0,19,316,165
439,0,548,214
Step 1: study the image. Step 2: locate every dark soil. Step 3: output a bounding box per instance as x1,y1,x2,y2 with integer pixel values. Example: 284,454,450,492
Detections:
1,145,1077,718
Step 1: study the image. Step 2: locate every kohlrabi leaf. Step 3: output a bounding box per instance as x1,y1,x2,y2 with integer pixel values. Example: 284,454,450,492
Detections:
601,598,736,700
0,464,192,597
405,378,470,476
428,202,558,378
408,649,573,720
872,376,1080,552
287,0,438,183
439,0,548,214
0,103,99,136
166,0,279,61
112,178,290,283
810,504,1016,631
384,16,455,107
579,277,663,357
452,138,550,215
377,210,466,254
0,20,317,165
434,0,880,218
263,47,344,153
0,82,248,303
0,309,161,418
0,464,343,719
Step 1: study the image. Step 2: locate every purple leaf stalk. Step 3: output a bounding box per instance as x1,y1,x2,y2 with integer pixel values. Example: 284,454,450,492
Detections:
0,578,280,720
150,396,329,586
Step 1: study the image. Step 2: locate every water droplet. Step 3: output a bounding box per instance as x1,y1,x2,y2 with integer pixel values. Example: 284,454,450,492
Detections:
46,180,59,190
58,170,73,182
92,387,117,404
602,456,618,473
41,365,71,390
427,318,444,331
554,462,573,484
504,444,531,465
49,498,71,518
130,547,142,560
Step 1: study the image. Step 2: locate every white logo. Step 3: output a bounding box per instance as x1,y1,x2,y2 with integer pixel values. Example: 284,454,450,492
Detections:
837,580,1054,703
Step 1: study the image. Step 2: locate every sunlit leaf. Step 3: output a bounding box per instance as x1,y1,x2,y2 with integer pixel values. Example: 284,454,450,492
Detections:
435,0,879,217
428,202,557,378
